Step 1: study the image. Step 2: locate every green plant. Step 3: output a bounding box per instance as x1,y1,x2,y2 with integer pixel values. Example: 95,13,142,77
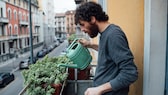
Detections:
68,34,76,44
22,55,73,95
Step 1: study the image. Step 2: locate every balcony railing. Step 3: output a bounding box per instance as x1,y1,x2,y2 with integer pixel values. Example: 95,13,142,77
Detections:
0,17,9,24
19,20,29,26
34,22,40,27
0,35,18,41
18,34,29,38
0,35,9,41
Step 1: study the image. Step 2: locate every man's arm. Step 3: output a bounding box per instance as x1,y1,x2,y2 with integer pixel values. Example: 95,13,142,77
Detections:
79,38,98,51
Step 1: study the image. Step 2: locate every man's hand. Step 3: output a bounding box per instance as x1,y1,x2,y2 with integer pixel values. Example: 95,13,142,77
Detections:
79,38,91,48
79,38,99,51
85,82,112,95
84,87,102,95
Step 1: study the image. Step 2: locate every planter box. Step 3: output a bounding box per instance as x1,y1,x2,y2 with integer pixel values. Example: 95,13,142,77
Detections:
51,84,62,95
41,83,62,95
67,67,91,80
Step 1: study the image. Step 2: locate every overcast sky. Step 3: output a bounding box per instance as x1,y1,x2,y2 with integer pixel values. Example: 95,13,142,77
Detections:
54,0,76,13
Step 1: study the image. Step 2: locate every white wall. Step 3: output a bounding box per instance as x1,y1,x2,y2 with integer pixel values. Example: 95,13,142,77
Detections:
0,1,7,17
143,0,167,95
38,11,44,43
40,0,55,45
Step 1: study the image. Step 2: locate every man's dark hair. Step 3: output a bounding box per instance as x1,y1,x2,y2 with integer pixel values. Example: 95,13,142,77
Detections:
75,1,109,25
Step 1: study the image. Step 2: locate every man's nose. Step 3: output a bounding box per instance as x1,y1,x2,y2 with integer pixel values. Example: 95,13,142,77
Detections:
80,27,85,32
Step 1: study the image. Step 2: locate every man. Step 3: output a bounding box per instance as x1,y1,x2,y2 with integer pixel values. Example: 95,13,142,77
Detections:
75,1,138,95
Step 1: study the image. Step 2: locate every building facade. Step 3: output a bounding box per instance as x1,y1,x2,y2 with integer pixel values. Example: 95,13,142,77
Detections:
0,0,9,62
0,0,41,63
37,0,55,46
55,13,66,38
65,10,76,35
55,10,77,40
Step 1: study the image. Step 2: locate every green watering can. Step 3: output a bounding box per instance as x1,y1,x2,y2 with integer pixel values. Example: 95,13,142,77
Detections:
58,38,92,70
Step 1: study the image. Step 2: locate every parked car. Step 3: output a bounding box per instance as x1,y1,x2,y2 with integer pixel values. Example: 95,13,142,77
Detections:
36,49,47,58
0,72,15,87
28,56,38,64
57,37,64,43
19,56,38,70
19,59,30,70
53,38,60,47
47,45,54,52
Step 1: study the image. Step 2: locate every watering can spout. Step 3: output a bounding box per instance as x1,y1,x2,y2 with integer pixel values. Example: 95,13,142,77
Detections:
58,64,78,69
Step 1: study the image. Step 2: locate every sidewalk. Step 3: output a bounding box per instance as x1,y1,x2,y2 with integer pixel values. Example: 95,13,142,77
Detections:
0,46,43,68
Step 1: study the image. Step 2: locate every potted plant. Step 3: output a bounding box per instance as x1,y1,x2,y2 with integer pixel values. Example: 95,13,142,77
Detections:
22,55,73,95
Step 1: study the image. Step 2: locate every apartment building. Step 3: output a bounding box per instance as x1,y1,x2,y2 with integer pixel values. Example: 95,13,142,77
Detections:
0,0,9,62
65,10,76,35
38,0,55,46
55,13,66,38
0,0,41,63
54,10,77,40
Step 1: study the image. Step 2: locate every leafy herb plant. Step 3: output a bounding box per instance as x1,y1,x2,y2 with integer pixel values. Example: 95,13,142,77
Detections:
22,55,73,95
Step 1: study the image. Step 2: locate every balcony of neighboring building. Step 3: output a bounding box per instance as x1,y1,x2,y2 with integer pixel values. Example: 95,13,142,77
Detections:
33,32,39,37
0,35,9,41
0,17,9,25
0,34,18,41
18,34,29,38
8,34,18,40
34,22,40,27
19,20,29,26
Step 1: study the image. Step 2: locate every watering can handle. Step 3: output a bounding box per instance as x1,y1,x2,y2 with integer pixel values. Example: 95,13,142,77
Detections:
68,38,91,54
67,38,81,50
85,47,90,54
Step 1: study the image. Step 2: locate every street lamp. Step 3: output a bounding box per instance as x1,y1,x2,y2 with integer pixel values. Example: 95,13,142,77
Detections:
29,0,34,64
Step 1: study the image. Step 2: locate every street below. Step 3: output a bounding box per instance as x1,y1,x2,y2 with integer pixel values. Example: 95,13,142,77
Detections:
0,40,68,95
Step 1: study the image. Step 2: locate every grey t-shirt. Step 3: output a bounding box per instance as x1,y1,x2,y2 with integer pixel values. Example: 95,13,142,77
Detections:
93,24,138,95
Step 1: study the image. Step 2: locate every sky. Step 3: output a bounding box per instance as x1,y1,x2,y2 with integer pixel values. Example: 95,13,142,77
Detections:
54,0,76,13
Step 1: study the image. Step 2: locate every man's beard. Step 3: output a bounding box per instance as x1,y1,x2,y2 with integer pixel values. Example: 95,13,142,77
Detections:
89,24,99,38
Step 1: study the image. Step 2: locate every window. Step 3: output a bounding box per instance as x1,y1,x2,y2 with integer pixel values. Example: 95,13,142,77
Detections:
0,8,3,17
20,26,22,34
14,11,17,20
8,9,11,19
23,2,25,8
24,14,26,21
0,25,5,36
19,13,22,21
9,26,12,36
2,43,5,53
15,27,18,35
19,0,20,5
0,42,1,55
24,27,26,34
14,0,16,5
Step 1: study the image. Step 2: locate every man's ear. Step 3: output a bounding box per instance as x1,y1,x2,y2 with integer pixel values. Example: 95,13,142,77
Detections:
90,16,96,24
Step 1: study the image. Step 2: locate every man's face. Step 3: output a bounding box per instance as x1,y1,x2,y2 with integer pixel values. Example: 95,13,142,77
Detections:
79,20,99,38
